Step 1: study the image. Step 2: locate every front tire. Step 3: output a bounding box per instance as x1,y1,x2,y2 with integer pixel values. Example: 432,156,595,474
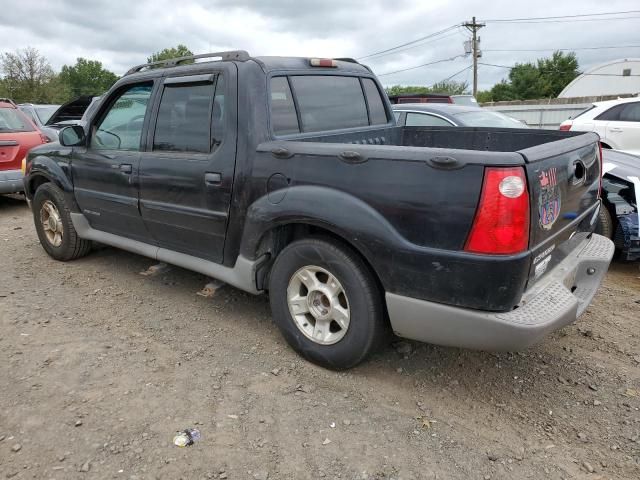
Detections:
33,183,92,261
268,238,385,369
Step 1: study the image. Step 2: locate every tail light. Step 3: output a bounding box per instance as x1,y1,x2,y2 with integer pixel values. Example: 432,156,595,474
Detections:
309,58,337,68
465,167,530,255
40,133,51,143
559,123,572,131
21,157,27,174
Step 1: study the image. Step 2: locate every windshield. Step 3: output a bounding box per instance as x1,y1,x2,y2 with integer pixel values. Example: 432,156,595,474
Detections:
451,96,478,107
0,108,35,132
35,105,60,124
454,110,526,128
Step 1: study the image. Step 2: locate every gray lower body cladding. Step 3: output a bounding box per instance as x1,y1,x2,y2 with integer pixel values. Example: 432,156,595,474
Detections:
70,213,263,294
0,169,24,194
386,234,615,351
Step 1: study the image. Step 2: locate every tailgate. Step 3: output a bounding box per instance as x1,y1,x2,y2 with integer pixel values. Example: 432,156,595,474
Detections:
519,132,601,284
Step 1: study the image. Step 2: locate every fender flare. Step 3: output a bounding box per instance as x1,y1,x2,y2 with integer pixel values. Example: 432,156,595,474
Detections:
26,155,79,211
239,185,411,285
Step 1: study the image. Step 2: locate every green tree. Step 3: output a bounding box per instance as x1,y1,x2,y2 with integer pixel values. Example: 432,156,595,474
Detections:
486,51,579,102
147,44,194,64
386,80,469,97
0,47,60,103
59,58,119,98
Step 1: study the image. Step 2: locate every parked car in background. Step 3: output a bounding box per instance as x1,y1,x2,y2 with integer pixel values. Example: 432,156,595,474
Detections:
389,93,478,106
559,97,640,155
23,52,613,369
18,103,60,142
393,103,527,128
1,98,49,194
598,149,639,261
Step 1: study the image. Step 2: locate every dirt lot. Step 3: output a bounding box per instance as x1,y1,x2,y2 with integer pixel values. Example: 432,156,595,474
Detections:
1,195,639,480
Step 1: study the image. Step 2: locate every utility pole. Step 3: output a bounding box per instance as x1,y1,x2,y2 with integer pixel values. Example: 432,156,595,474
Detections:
463,16,485,96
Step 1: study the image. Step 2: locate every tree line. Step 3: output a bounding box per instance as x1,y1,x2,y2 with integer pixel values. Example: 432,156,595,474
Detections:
0,45,193,105
385,51,580,103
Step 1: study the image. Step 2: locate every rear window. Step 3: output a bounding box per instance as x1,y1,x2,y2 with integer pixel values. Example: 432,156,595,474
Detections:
290,76,368,133
270,75,390,136
0,108,35,132
454,110,525,128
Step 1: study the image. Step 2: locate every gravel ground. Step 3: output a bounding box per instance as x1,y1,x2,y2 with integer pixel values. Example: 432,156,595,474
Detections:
1,195,639,480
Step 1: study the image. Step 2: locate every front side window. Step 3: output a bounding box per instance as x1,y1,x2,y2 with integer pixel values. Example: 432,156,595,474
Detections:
405,112,453,127
153,79,219,153
289,75,369,133
92,83,153,151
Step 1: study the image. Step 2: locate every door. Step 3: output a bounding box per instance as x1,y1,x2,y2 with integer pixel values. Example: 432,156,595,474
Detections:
71,82,155,241
138,70,237,263
605,102,640,154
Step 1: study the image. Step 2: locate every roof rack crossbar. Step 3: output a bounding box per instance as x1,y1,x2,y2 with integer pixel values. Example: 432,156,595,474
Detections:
0,97,17,106
125,50,251,76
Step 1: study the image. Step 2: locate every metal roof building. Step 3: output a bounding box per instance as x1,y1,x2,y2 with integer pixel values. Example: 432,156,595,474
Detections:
559,58,640,98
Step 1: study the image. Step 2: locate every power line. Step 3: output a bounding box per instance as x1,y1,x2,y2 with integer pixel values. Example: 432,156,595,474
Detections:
357,25,459,61
376,54,466,77
362,28,464,61
482,10,640,22
485,45,640,52
485,15,640,24
438,65,473,83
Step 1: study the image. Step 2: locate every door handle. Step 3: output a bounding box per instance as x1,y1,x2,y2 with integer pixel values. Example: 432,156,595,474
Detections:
119,164,132,174
204,172,222,185
271,147,293,159
609,127,623,133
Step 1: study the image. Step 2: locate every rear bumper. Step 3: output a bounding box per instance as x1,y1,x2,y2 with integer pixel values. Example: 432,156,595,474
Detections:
0,169,24,194
386,234,615,351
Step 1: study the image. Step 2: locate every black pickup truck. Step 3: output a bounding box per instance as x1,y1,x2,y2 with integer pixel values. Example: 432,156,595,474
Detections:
24,51,614,369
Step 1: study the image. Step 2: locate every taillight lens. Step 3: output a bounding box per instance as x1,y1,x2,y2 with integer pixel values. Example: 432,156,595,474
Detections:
465,167,530,255
559,123,572,131
40,133,51,143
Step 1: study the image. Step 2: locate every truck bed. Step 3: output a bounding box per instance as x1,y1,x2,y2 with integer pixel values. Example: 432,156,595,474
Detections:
259,126,601,311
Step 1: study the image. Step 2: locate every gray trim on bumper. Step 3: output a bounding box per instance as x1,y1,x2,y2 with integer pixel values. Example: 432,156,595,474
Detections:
386,234,615,351
0,169,24,194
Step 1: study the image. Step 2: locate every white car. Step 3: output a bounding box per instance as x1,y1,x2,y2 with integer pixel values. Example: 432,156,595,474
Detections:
559,97,640,155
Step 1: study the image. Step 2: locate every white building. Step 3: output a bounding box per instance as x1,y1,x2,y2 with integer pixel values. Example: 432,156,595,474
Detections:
559,58,640,98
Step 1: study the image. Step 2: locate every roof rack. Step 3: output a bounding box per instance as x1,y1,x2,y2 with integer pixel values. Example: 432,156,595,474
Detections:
0,98,17,106
125,50,251,76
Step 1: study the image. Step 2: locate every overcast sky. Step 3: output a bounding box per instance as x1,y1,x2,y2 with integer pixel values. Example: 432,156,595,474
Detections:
2,0,639,90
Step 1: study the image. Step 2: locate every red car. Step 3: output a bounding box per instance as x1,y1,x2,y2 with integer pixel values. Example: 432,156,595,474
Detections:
0,98,49,195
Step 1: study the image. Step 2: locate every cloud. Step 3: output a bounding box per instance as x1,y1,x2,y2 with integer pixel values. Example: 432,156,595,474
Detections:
1,0,639,90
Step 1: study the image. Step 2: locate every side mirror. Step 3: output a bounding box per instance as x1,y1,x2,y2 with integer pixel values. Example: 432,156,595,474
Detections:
59,125,86,147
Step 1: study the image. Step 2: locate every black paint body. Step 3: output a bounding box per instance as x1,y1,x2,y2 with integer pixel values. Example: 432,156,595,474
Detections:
24,57,601,312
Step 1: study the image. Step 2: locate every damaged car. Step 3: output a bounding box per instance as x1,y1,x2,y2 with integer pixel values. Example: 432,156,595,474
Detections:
598,149,639,261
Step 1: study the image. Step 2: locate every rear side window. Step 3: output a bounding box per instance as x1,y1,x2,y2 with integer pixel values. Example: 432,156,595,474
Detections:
270,77,300,135
362,78,388,125
289,75,369,133
153,80,217,153
0,108,35,133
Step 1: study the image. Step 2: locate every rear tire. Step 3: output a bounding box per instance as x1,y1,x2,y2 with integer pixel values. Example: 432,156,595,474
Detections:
33,183,92,261
268,238,385,369
595,205,614,239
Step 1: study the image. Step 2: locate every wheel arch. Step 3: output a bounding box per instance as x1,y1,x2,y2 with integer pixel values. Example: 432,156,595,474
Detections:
240,186,400,293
